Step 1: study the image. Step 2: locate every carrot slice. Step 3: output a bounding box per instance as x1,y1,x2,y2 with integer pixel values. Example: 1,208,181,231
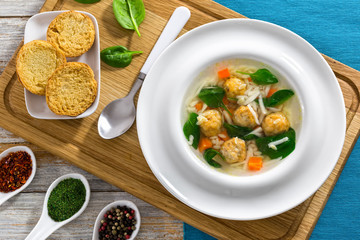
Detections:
198,137,213,153
266,88,277,98
218,68,230,79
248,157,263,171
195,102,203,112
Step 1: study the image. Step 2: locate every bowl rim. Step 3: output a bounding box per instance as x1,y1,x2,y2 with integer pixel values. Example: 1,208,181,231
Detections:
137,18,346,220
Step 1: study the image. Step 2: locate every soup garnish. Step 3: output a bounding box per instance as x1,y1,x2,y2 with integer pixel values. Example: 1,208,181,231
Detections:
183,62,300,174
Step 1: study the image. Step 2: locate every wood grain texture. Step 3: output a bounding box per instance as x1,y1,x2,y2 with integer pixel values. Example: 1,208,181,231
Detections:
0,139,183,239
0,1,43,16
0,1,183,239
0,0,359,239
0,18,28,73
1,193,183,239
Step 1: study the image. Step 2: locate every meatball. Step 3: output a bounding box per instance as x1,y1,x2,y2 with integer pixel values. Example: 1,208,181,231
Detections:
197,109,222,137
261,112,290,136
223,77,247,98
220,137,247,163
233,105,258,129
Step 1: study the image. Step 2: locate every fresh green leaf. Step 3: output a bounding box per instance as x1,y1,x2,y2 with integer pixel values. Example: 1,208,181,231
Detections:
237,68,278,85
113,0,145,37
255,128,296,159
198,87,230,114
223,123,258,140
74,0,100,3
100,45,142,68
203,148,224,168
183,113,200,149
262,89,295,107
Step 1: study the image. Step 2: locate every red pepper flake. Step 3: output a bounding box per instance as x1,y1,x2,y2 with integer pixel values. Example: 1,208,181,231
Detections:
0,151,32,193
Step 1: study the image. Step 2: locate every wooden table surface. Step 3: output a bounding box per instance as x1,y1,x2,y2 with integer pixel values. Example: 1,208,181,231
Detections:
0,1,183,239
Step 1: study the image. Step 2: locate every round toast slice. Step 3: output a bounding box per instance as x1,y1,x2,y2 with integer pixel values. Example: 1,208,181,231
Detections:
16,40,66,95
46,62,97,116
47,11,95,57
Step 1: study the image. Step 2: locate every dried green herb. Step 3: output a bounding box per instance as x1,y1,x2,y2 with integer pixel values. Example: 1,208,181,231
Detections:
47,178,86,222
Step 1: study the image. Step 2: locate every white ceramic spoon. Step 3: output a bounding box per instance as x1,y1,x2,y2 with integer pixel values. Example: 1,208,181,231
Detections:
0,146,36,206
25,173,90,240
92,200,141,240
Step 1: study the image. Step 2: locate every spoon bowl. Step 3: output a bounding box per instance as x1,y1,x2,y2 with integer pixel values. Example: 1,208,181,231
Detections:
0,146,36,206
92,200,141,240
25,173,90,240
98,95,136,139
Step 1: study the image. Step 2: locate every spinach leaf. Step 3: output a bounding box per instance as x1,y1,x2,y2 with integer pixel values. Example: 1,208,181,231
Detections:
75,0,100,3
262,89,294,107
237,69,278,85
203,148,224,168
223,123,258,140
100,46,142,68
113,0,145,37
255,128,296,159
183,113,200,149
198,87,230,114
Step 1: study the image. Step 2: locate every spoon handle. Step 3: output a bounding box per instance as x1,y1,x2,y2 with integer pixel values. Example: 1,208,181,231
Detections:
140,6,191,75
0,194,12,206
25,214,58,240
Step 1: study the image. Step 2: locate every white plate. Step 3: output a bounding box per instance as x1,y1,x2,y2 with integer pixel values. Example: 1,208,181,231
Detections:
137,19,346,220
23,11,101,119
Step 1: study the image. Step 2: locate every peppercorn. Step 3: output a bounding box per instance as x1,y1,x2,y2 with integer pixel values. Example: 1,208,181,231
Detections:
98,205,137,240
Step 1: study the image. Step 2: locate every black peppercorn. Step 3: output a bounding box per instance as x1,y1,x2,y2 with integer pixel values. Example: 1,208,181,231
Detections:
98,205,137,240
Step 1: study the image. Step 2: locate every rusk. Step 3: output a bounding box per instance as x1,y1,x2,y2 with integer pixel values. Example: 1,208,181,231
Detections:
47,11,95,57
16,40,66,95
46,62,97,116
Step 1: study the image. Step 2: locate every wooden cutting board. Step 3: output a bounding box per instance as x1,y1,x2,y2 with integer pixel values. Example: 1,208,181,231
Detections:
1,0,359,239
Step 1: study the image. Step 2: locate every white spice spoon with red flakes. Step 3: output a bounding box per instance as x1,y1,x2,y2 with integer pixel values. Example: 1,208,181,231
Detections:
0,146,36,206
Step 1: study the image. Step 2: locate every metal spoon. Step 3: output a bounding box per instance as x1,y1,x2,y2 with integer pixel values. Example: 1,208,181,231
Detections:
98,6,191,139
